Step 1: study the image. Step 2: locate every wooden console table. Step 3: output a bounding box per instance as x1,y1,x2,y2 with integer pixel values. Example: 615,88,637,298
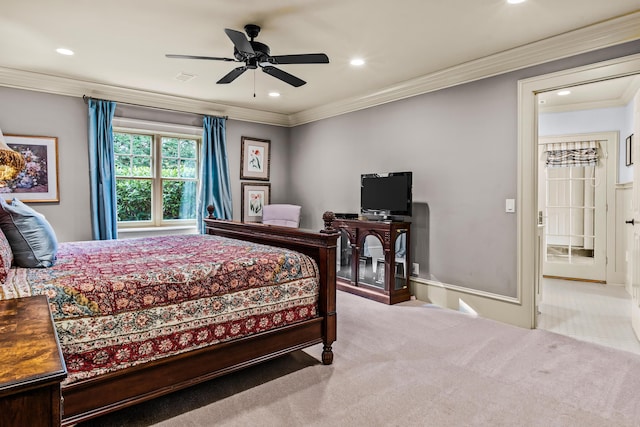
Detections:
0,296,67,427
334,218,411,304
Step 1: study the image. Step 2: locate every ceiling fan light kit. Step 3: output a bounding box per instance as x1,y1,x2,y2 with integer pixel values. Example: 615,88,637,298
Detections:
166,24,329,88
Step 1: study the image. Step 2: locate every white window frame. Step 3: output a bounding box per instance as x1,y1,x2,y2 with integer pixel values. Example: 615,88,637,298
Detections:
112,118,202,231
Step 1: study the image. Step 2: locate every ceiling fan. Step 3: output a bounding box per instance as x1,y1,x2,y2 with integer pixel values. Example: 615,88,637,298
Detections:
166,24,329,87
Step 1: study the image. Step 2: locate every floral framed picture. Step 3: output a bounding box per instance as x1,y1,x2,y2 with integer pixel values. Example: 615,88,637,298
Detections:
626,134,633,166
240,136,270,181
241,182,270,223
1,135,59,203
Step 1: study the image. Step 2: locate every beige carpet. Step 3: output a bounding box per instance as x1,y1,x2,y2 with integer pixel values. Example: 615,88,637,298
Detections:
81,291,640,426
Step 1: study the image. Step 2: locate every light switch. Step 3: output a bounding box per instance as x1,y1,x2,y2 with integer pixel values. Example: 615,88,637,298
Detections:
505,199,515,213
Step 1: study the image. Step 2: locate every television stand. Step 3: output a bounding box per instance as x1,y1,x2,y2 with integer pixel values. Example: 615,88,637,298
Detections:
334,218,411,304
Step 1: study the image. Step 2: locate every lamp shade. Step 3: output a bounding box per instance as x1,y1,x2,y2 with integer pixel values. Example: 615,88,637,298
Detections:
0,128,25,181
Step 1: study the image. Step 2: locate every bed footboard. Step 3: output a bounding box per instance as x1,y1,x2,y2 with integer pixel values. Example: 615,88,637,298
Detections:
204,210,339,364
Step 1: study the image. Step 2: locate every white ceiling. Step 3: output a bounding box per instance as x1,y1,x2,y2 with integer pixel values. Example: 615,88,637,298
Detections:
1,1,639,125
537,75,640,113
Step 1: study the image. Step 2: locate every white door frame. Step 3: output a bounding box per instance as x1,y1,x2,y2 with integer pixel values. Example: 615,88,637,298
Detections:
517,53,640,329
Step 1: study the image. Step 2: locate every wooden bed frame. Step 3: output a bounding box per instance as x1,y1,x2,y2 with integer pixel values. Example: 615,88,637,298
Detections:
60,211,339,426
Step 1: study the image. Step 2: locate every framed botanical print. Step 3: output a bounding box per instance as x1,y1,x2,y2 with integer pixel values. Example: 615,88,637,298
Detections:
626,134,633,166
240,136,270,181
241,182,271,223
1,135,59,203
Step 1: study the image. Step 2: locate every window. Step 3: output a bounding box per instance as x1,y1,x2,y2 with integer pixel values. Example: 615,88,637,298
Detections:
114,131,200,227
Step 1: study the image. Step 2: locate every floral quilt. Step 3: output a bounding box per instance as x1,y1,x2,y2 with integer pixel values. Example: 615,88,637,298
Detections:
0,234,320,385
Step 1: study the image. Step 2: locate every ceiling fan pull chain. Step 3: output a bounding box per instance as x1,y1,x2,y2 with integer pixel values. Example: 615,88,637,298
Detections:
253,70,256,98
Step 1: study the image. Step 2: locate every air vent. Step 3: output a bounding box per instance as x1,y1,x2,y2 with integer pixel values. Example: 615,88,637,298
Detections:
175,72,196,82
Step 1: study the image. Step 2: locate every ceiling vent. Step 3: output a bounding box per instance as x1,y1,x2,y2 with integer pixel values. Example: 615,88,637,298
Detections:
175,72,196,82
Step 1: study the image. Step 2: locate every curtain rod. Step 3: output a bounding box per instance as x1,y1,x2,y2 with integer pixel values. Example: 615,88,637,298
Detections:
82,95,228,120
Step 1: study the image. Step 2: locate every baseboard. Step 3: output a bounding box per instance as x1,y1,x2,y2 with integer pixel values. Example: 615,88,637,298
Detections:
410,278,532,329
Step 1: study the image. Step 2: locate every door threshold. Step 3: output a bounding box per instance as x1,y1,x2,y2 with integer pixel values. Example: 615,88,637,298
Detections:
543,275,606,284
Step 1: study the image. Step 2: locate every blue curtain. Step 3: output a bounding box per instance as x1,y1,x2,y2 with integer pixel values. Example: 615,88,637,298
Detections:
197,116,232,233
88,98,117,240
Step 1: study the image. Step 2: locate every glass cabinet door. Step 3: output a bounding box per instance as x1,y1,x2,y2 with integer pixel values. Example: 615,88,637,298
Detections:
361,234,384,289
394,231,408,290
336,229,352,281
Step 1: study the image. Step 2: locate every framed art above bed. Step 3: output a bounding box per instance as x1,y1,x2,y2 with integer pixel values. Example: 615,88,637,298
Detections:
1,135,59,203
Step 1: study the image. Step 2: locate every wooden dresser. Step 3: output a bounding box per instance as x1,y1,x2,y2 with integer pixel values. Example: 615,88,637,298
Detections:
0,296,67,427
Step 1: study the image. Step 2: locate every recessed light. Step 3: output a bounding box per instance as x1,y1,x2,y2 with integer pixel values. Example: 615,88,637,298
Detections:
557,90,571,96
507,0,526,4
268,92,280,97
350,58,365,66
56,48,74,56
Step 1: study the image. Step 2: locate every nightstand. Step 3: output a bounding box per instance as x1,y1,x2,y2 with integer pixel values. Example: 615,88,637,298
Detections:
0,295,67,427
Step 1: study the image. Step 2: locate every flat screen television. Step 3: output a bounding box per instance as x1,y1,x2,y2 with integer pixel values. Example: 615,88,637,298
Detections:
361,172,412,218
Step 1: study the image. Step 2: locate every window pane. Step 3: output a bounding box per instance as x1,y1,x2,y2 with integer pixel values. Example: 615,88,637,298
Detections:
116,179,152,221
163,180,196,220
161,158,179,178
132,135,152,156
180,139,197,158
115,155,131,176
162,138,179,158
113,133,131,155
132,156,152,177
180,159,197,178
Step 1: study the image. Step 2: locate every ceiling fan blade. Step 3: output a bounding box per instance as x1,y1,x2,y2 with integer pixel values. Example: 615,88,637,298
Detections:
217,66,248,84
224,28,255,55
261,65,306,87
269,53,329,65
166,54,236,62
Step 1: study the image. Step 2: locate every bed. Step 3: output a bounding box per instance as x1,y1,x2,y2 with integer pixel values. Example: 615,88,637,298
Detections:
0,209,338,425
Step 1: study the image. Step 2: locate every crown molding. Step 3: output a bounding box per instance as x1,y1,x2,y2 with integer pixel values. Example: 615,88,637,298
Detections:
289,11,640,126
539,99,629,114
0,67,291,127
0,11,639,128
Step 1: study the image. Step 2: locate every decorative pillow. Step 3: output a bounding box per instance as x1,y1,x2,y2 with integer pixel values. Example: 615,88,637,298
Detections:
0,226,13,281
0,198,58,268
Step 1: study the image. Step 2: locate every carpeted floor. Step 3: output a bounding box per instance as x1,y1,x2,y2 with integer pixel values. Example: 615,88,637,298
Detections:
81,291,640,426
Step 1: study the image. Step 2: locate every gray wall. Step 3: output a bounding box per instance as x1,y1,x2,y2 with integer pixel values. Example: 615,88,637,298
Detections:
0,88,90,242
0,89,290,241
289,40,640,298
227,120,290,217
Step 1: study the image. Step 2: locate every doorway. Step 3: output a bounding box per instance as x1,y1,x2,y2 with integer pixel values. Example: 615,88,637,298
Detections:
535,103,629,349
518,55,640,347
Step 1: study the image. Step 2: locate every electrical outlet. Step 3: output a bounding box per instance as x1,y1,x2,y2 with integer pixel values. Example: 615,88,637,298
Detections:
412,263,419,275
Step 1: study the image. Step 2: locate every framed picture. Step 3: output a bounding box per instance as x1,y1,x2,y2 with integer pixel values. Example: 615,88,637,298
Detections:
626,134,634,166
240,136,270,181
1,135,59,203
241,182,271,223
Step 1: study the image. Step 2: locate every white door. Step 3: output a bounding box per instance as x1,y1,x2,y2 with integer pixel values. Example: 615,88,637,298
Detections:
539,137,607,282
630,91,640,339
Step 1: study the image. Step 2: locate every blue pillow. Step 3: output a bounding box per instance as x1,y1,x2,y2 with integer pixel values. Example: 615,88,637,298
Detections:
0,198,58,268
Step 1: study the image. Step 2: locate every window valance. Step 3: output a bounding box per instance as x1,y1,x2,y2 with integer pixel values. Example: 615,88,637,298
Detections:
544,140,599,168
